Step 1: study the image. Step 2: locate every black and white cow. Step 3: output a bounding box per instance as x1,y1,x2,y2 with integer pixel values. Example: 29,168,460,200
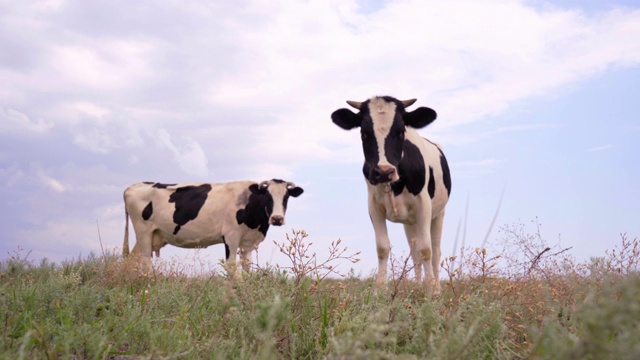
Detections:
332,96,451,293
122,179,303,274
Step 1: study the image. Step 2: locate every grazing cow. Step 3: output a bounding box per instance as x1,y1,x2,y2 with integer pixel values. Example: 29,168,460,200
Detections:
122,179,304,274
331,96,451,294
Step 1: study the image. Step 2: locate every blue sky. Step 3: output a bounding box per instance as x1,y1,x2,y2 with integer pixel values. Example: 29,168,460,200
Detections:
1,0,639,276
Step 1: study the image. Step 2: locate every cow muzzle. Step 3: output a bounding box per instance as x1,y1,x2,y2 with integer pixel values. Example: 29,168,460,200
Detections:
370,164,398,184
270,215,285,226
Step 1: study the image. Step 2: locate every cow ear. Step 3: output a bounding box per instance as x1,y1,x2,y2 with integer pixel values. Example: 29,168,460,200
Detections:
404,107,437,129
331,108,361,130
288,186,304,197
249,184,266,194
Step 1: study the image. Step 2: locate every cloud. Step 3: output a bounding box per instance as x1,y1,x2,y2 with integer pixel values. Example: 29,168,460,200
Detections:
451,158,502,178
199,1,640,167
39,173,66,193
586,144,613,152
156,129,209,177
45,41,156,92
0,108,53,134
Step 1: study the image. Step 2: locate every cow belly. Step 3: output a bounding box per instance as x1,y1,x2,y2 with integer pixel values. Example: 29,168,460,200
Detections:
158,228,223,249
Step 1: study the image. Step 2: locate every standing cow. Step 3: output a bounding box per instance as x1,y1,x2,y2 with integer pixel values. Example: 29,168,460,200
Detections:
123,179,304,275
331,96,451,294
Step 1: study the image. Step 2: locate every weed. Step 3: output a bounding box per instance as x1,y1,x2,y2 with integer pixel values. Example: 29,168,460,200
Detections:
0,226,638,359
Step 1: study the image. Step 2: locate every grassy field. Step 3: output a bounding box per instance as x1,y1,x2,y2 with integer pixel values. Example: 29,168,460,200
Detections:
1,226,639,359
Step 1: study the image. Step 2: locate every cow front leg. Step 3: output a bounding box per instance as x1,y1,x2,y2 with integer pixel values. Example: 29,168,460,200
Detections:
414,216,436,293
369,204,391,286
403,224,423,282
222,235,240,280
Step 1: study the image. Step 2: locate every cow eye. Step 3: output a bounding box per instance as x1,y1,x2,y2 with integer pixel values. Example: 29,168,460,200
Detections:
361,132,369,141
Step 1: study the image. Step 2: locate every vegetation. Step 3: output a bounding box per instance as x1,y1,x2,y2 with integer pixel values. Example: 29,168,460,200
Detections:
1,225,639,359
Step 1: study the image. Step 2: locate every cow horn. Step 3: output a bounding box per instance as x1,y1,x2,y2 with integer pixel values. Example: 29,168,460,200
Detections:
346,100,362,109
402,99,417,108
259,181,269,188
286,181,297,189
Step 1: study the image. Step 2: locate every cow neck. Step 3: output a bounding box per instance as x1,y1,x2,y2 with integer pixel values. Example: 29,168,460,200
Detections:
238,191,272,236
382,183,399,216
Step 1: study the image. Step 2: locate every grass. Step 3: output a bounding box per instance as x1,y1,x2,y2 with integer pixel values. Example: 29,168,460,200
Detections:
1,226,639,359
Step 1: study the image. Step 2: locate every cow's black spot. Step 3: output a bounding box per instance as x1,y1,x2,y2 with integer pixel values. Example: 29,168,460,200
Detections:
236,187,274,236
383,115,406,166
168,184,212,235
153,182,177,189
427,166,435,199
439,148,452,196
142,201,153,220
393,140,426,196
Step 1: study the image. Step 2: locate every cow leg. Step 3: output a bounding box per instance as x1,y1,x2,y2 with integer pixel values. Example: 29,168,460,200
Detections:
430,210,445,295
369,202,391,286
414,204,436,293
239,246,253,273
403,224,423,281
129,226,153,271
223,234,240,280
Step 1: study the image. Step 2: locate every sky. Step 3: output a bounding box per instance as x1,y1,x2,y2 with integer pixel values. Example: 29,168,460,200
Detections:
1,0,639,276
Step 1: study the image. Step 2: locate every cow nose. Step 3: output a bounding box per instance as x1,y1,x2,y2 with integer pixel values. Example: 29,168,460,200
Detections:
270,215,284,226
372,165,396,183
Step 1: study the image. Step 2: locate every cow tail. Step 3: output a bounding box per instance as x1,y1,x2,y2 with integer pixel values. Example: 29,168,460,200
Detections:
123,203,130,258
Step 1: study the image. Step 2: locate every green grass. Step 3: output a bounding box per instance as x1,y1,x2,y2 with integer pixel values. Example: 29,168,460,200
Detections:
1,229,639,359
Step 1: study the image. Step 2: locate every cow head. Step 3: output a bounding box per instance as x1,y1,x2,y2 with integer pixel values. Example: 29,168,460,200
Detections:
331,96,437,185
248,179,304,226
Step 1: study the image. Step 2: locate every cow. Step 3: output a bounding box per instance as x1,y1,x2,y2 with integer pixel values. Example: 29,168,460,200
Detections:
331,96,451,294
122,179,304,276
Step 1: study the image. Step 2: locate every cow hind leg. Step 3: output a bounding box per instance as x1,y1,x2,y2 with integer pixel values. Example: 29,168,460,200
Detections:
128,228,153,273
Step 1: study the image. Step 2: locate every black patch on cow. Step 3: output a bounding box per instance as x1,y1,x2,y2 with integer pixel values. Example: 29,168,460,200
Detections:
222,235,230,260
439,148,452,196
331,108,362,129
142,201,153,220
362,162,371,181
390,140,426,196
168,184,212,235
428,166,435,199
152,182,177,189
404,107,437,128
236,187,273,236
383,115,406,166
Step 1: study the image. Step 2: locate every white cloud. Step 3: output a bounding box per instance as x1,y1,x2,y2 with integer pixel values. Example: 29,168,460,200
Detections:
0,108,53,134
57,102,110,125
586,144,613,152
39,173,66,193
156,129,209,177
199,0,640,165
47,40,156,92
0,166,26,187
451,158,502,178
31,0,67,11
